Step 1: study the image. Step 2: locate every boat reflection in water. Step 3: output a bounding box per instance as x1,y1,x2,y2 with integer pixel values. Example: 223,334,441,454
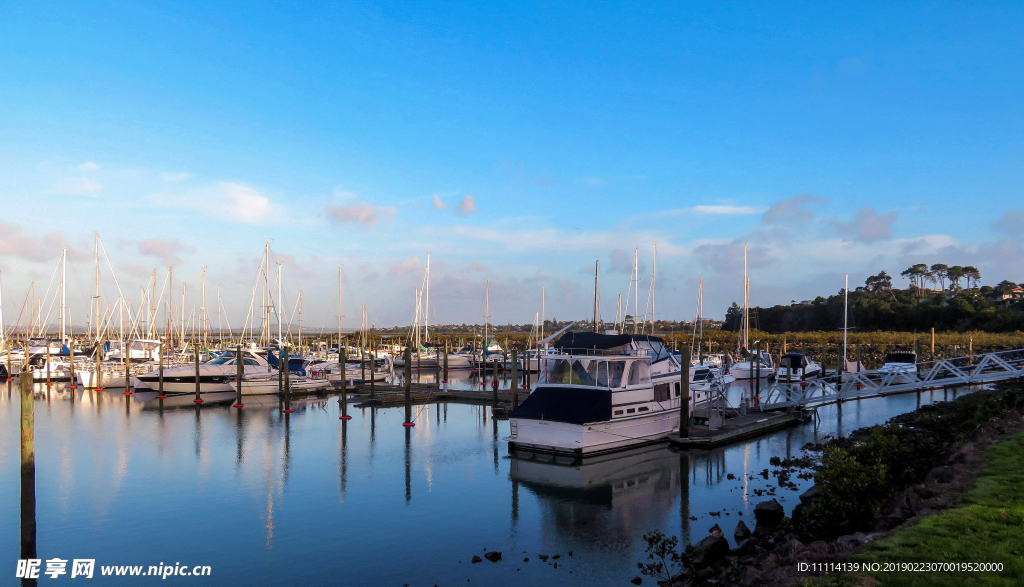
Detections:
510,444,693,547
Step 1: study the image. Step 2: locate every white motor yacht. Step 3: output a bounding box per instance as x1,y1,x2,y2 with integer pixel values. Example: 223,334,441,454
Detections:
731,351,777,379
774,352,823,380
507,332,693,457
876,351,919,384
133,349,275,394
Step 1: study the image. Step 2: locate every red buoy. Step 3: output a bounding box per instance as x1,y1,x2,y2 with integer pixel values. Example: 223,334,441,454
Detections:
402,422,416,427
157,395,167,399
96,387,105,391
69,385,77,389
193,398,204,403
123,391,132,395
283,409,295,413
339,415,352,420
232,404,244,408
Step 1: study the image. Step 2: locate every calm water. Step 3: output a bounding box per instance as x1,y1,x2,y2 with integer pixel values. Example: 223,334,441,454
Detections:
1,373,975,586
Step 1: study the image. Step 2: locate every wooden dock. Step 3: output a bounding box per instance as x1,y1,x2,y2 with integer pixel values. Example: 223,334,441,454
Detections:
668,411,805,449
349,385,530,407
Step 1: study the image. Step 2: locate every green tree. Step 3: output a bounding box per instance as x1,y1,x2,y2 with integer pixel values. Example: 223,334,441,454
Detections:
930,263,949,291
963,265,982,290
947,265,965,291
901,264,933,295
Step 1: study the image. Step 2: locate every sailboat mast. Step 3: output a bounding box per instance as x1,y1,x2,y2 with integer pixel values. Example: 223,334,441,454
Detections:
593,260,599,333
201,267,207,350
92,232,99,341
344,268,348,346
484,280,489,358
651,244,657,336
425,253,430,343
626,244,634,331
60,248,66,344
743,243,748,352
541,287,545,342
277,264,283,344
843,274,849,370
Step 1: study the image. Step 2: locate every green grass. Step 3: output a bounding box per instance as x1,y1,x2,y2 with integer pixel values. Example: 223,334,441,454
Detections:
802,431,1024,587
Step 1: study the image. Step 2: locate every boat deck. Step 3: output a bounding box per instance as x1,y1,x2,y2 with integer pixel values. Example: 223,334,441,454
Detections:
668,411,804,449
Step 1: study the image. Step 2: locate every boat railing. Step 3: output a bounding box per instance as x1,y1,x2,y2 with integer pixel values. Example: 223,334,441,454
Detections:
546,347,650,358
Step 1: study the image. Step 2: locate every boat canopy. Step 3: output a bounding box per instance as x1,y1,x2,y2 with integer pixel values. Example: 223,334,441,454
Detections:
884,352,917,364
507,386,612,425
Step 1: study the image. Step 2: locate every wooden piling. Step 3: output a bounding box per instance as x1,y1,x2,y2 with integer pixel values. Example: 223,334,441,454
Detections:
157,341,166,398
511,349,519,409
193,348,202,403
492,356,499,407
403,345,414,426
20,373,36,560
233,345,243,408
680,345,690,438
339,346,350,420
45,349,51,387
443,342,449,392
125,355,132,395
283,344,293,413
754,341,760,398
95,341,103,390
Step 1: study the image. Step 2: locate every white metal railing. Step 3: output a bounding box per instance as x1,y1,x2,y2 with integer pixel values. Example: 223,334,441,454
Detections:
755,348,1024,410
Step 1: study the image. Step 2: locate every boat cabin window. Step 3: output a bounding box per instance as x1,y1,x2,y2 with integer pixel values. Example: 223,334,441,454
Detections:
244,358,261,366
780,355,807,369
884,352,917,364
626,360,651,386
538,357,627,388
207,357,235,365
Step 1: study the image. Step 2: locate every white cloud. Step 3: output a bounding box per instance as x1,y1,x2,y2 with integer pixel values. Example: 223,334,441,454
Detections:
762,194,828,225
832,206,897,243
149,181,282,224
326,199,398,228
121,238,197,267
78,162,99,171
455,194,477,216
432,194,447,210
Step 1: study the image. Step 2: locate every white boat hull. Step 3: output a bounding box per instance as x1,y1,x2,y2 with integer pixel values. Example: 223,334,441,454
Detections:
508,410,680,456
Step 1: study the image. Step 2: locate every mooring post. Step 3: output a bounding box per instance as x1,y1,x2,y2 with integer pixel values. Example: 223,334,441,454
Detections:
511,349,519,409
283,344,293,413
339,346,350,420
443,342,449,393
124,354,132,396
492,356,499,406
278,345,284,395
95,341,103,390
69,344,76,391
856,343,861,373
800,342,807,382
45,349,51,387
754,341,761,400
403,345,414,426
234,345,243,408
157,341,166,399
21,372,36,561
192,347,202,403
680,345,690,438
931,327,935,360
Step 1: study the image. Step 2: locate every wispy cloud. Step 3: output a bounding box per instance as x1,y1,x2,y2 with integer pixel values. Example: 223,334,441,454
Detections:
762,194,828,225
326,199,398,228
432,194,447,210
455,194,477,216
993,209,1024,236
148,181,282,224
78,162,99,171
831,206,897,243
120,238,197,267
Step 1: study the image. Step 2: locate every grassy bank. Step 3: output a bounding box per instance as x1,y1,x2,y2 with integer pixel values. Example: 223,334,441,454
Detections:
806,430,1024,586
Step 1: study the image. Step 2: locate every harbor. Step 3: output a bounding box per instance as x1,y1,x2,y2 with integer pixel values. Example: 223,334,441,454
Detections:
1,370,989,587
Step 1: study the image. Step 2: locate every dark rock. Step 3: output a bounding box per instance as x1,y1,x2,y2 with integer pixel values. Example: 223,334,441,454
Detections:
568,551,573,557
631,577,642,585
710,524,724,539
727,473,736,480
926,465,955,484
734,519,751,544
471,555,482,564
538,555,549,562
522,558,529,562
799,485,819,505
692,534,730,567
740,565,761,586
552,554,560,560
913,485,937,499
946,450,968,465
484,551,501,563
753,499,785,530
837,532,874,549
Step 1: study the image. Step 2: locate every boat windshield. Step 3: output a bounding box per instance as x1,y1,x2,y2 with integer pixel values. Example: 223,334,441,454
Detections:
538,357,625,388
207,357,235,365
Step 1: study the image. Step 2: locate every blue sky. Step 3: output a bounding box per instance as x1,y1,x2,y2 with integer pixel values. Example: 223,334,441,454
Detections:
1,1,1022,332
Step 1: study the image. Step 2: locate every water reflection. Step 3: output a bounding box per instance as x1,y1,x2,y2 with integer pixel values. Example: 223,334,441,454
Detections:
0,379,988,587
